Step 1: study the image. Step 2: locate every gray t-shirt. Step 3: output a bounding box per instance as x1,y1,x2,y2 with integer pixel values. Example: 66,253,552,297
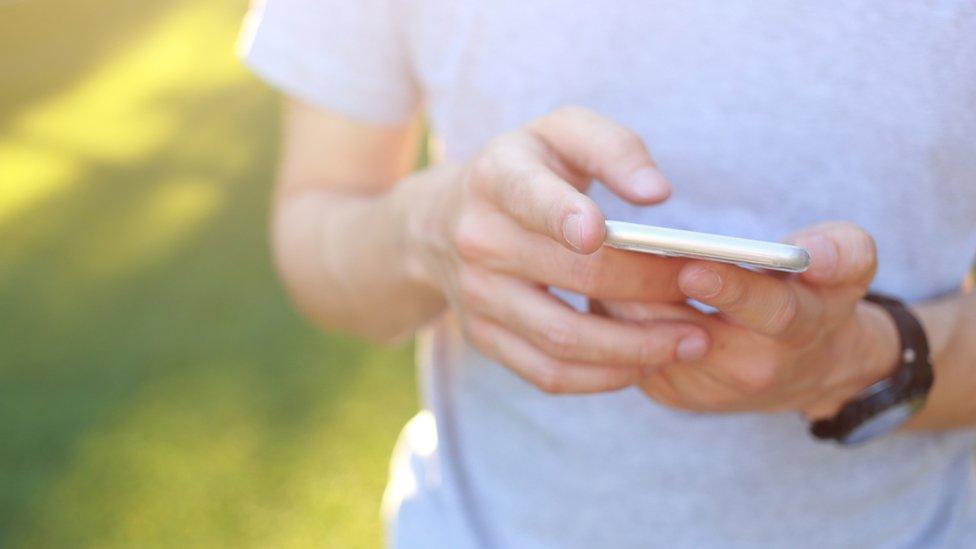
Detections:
241,1,976,547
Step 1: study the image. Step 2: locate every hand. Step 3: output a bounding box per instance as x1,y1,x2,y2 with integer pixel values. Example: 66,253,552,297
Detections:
598,222,900,419
402,106,711,394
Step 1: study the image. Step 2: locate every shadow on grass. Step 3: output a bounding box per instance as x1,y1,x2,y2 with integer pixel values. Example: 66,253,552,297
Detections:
0,0,190,126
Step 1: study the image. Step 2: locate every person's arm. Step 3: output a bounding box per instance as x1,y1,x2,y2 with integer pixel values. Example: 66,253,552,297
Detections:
272,100,443,340
907,288,976,430
273,102,714,393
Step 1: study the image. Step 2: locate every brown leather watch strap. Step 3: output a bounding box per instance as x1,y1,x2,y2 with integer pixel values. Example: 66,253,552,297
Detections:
810,292,934,444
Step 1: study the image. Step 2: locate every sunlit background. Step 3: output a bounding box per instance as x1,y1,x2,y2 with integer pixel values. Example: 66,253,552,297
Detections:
1,0,417,546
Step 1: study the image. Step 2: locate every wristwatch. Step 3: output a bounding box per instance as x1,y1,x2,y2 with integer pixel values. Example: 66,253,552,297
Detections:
810,293,934,445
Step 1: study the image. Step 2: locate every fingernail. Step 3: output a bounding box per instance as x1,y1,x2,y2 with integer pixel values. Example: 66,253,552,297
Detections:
562,214,584,250
677,335,708,362
628,167,670,201
802,234,838,278
683,268,722,298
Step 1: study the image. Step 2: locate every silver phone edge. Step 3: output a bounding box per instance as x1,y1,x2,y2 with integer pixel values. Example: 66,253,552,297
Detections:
604,220,811,273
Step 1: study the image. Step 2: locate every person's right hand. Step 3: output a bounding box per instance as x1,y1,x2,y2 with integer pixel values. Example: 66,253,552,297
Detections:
401,106,711,394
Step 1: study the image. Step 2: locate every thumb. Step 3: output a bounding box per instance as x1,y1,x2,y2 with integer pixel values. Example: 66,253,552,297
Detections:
787,221,877,289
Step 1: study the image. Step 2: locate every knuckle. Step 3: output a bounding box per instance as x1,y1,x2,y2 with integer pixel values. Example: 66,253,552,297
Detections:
569,257,608,294
639,261,684,301
513,168,551,206
608,127,645,155
533,360,567,394
486,132,518,155
702,393,739,412
663,399,695,412
647,375,696,411
472,134,517,179
462,318,493,353
606,368,641,390
469,153,496,183
451,214,490,259
636,337,665,367
730,361,778,395
538,317,579,354
686,392,727,412
549,104,591,121
456,267,488,307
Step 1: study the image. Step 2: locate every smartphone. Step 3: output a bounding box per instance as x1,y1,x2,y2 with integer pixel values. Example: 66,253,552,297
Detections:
604,220,811,273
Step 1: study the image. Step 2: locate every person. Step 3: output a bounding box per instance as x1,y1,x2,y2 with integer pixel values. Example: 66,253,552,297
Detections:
239,1,976,547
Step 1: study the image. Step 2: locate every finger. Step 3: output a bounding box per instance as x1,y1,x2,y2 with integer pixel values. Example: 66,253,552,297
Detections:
465,316,642,394
529,106,672,204
455,209,688,300
591,299,705,322
785,221,877,290
516,237,686,301
461,272,710,367
638,373,687,409
659,365,747,413
677,260,823,339
468,132,606,253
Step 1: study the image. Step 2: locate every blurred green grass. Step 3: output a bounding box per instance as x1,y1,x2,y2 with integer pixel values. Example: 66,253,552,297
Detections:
0,0,417,547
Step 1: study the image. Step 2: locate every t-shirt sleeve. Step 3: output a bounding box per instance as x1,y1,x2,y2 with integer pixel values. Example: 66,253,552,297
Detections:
238,0,419,124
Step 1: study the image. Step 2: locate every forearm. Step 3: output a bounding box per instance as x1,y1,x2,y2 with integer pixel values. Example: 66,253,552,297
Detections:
905,288,976,430
272,166,456,343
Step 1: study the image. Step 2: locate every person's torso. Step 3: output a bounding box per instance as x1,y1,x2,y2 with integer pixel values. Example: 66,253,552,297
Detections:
387,2,976,547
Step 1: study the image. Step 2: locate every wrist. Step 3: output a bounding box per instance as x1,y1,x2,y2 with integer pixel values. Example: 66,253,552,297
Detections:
806,302,898,420
854,300,902,389
810,293,936,443
390,162,463,293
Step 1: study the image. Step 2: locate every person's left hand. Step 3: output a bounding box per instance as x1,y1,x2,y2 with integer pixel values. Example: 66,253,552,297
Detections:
595,221,901,420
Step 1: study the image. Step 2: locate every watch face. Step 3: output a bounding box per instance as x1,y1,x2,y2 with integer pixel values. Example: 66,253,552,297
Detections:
842,403,917,445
